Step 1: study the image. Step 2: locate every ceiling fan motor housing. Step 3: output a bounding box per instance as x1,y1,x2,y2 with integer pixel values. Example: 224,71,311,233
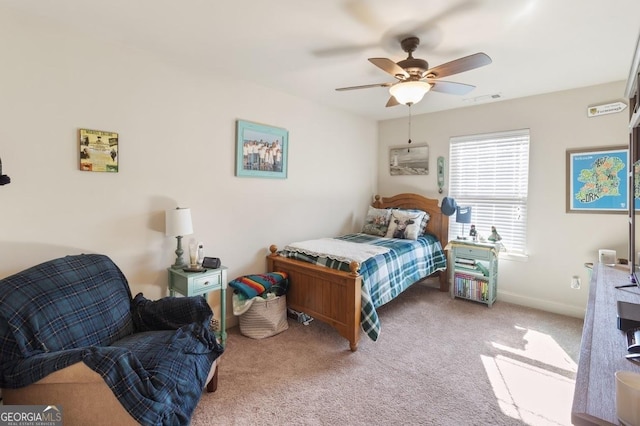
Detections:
397,58,429,78
400,36,420,54
398,37,428,78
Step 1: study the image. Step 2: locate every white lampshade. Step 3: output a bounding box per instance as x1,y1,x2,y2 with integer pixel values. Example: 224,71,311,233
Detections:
165,208,193,237
389,81,432,105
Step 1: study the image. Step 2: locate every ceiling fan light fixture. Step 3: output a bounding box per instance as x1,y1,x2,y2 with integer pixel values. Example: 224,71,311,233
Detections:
389,81,432,105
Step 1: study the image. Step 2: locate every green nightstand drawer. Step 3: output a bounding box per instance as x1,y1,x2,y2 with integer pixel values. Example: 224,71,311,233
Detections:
191,272,222,294
453,246,491,260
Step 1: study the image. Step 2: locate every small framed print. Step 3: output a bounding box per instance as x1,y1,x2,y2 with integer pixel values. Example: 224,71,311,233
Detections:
79,128,119,172
389,144,429,175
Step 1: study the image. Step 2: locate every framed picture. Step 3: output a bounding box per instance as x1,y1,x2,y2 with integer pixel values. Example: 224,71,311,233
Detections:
566,145,636,213
79,128,119,172
235,120,288,179
389,144,429,175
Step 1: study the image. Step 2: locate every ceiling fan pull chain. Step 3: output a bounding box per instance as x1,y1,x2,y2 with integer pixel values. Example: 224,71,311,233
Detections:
407,106,412,151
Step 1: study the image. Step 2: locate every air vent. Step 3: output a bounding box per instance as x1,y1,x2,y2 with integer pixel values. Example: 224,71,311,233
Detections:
462,93,502,103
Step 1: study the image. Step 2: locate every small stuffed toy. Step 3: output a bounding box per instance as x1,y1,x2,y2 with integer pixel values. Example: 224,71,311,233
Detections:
469,224,477,240
0,157,10,185
488,226,502,242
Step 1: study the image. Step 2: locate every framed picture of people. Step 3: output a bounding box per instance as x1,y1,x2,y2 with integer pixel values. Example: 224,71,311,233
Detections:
79,128,119,172
235,120,288,179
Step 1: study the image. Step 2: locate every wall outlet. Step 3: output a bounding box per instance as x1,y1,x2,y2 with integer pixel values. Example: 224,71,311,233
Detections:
571,275,581,289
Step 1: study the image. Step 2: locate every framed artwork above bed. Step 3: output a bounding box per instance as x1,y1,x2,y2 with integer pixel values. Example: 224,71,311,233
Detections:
235,119,288,179
389,144,429,175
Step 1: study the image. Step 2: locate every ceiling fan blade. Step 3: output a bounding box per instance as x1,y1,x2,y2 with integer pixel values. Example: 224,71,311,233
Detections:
379,0,481,55
312,43,378,57
336,82,393,91
424,52,492,79
429,80,476,96
344,0,385,32
368,58,409,79
386,96,400,107
407,0,479,36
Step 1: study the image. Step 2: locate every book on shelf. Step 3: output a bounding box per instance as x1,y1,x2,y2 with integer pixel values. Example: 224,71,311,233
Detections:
454,261,477,269
454,260,490,277
453,272,489,301
454,266,485,277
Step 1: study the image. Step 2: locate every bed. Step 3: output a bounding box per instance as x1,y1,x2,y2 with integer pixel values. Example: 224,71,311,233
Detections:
267,193,449,351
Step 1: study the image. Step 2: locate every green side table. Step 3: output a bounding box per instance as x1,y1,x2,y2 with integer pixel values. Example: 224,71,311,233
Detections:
168,266,228,346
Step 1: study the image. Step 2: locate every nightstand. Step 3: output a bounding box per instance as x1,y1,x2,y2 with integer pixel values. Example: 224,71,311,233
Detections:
447,240,498,307
168,266,228,346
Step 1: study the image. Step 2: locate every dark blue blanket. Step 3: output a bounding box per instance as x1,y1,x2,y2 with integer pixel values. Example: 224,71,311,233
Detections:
0,254,224,426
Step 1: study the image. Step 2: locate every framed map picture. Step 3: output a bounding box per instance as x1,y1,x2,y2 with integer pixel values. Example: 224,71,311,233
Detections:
566,146,634,213
79,128,119,172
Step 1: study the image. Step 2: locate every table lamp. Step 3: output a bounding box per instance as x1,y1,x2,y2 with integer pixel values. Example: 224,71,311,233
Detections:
456,206,472,240
0,157,10,185
165,207,193,269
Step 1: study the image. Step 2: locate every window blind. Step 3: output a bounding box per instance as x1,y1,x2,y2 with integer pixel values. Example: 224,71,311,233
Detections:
448,129,530,254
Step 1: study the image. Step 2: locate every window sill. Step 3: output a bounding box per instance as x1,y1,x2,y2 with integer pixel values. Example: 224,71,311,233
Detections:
499,251,529,262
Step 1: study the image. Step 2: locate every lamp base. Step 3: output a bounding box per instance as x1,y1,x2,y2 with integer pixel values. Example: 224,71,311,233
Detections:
172,235,187,269
458,223,468,240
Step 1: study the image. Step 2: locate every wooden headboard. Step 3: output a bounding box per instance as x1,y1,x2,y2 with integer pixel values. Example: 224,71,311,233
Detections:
372,193,449,291
372,193,449,248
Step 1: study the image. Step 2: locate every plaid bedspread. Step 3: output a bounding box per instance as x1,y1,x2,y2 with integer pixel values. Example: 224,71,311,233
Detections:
278,233,447,341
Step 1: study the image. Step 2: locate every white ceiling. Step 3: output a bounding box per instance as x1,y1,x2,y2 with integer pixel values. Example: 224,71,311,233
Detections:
4,0,640,121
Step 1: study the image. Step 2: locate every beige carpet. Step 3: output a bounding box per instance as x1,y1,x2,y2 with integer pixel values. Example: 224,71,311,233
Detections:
192,281,583,426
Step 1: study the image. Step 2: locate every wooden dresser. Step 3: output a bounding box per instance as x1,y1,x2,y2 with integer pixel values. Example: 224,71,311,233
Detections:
573,27,640,425
572,263,640,425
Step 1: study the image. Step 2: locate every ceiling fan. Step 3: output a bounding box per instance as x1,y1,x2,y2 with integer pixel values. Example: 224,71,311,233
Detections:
335,36,492,107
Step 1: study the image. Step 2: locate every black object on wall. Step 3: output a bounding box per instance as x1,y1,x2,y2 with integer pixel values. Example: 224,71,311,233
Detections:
0,157,11,185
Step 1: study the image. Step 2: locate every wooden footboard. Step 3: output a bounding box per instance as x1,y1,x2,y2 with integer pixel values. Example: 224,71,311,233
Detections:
267,246,362,351
267,193,449,352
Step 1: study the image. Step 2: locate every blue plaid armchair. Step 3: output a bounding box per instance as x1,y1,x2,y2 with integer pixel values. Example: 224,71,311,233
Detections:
0,254,224,426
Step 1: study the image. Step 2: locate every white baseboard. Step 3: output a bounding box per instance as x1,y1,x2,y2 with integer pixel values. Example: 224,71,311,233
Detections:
498,290,586,319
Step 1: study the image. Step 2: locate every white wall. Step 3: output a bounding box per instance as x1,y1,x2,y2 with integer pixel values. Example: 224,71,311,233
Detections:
378,81,630,317
2,7,630,324
0,8,377,326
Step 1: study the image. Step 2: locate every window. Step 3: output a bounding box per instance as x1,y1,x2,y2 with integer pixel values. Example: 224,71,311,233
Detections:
448,129,530,254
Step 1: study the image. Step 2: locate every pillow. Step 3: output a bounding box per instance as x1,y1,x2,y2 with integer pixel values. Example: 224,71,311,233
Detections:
361,206,392,236
385,209,426,240
388,208,430,235
131,293,213,331
420,212,430,234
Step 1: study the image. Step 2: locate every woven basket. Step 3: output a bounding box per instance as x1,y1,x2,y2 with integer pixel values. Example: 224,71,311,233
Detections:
239,295,289,339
